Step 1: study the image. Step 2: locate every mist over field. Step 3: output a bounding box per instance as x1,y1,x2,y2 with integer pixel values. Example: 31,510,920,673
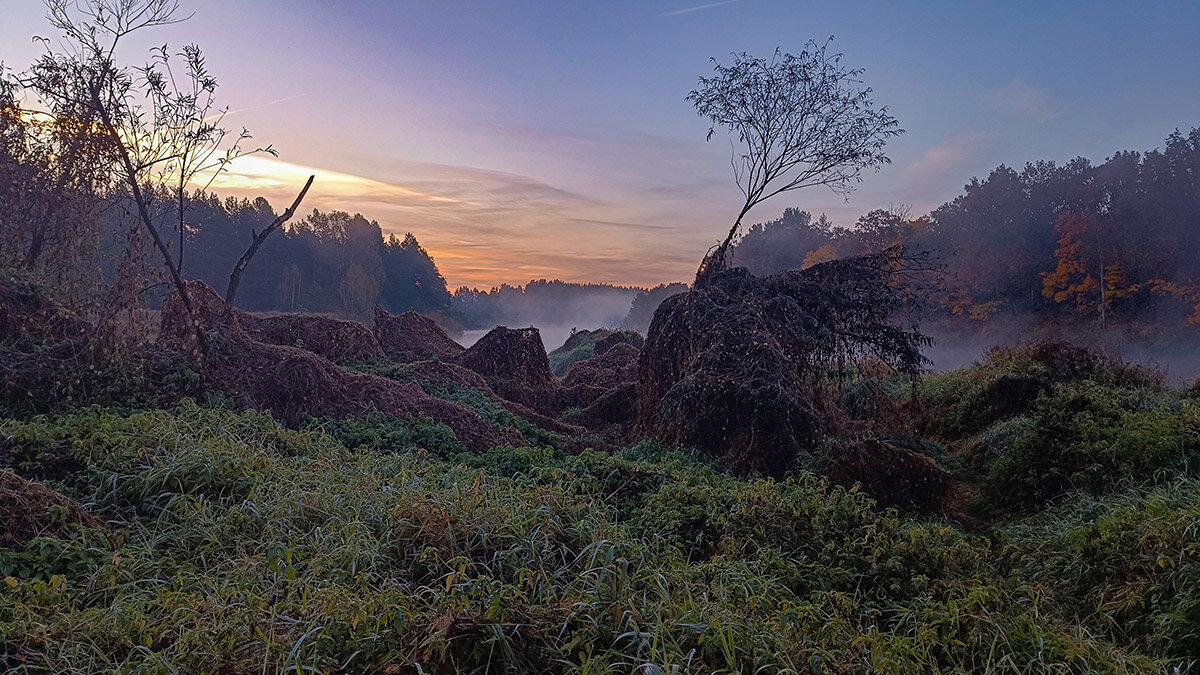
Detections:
458,325,577,352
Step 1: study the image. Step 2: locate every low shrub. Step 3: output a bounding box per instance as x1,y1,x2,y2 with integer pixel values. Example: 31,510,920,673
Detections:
980,383,1199,513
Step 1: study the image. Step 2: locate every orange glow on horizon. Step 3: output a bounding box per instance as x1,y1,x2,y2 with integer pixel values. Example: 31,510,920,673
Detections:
200,155,697,289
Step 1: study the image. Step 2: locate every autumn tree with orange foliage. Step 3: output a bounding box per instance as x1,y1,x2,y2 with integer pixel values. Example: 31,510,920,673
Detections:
1042,213,1098,308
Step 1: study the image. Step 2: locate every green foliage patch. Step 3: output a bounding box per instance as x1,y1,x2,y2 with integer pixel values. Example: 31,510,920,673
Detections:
0,403,1187,672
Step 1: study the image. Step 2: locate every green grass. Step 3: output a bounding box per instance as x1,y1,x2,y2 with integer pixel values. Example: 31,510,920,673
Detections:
546,329,643,378
1,400,1189,673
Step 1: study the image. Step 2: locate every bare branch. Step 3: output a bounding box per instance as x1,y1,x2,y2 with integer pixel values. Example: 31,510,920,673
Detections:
224,175,314,309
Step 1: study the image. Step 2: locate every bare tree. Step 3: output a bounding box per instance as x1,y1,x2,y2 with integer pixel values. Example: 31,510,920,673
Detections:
23,0,306,343
140,43,274,276
1,62,112,275
688,38,902,282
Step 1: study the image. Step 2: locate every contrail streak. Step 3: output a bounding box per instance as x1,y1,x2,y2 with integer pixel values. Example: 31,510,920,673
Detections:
205,91,314,123
660,0,740,17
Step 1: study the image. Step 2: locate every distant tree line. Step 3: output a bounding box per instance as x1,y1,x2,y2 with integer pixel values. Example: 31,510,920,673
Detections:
453,279,642,331
144,192,453,319
6,46,1198,337
733,128,1200,330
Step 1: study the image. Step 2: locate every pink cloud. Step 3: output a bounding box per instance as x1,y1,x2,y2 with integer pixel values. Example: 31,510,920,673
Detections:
904,132,993,192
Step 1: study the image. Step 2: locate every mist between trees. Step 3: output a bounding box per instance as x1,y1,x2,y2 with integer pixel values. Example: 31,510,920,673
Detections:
4,78,1199,361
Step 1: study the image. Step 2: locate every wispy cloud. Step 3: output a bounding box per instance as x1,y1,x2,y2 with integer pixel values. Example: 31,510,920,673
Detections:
223,92,315,119
983,78,1059,119
202,92,315,125
660,0,740,17
902,132,993,202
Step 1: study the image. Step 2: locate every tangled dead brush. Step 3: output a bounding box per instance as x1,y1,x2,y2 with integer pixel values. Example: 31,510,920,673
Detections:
822,436,961,515
563,342,639,396
454,326,571,416
0,276,91,344
636,248,932,476
0,469,103,548
160,282,524,451
562,343,640,437
455,327,556,388
244,313,385,365
1,277,204,415
374,308,465,363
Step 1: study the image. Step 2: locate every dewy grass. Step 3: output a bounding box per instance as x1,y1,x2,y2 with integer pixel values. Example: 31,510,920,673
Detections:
0,400,1192,673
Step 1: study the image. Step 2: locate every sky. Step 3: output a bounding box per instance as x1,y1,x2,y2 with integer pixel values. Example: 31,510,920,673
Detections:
3,0,1199,288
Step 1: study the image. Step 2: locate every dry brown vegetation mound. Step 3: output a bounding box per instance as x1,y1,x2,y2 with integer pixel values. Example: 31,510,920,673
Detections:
244,314,384,365
2,278,203,415
1,469,103,548
557,342,641,439
206,338,521,451
453,326,573,416
0,276,90,343
455,326,555,388
160,282,523,452
636,250,929,476
374,308,464,363
564,342,639,394
983,341,1164,388
594,331,643,355
823,437,959,514
378,360,591,443
576,382,637,433
159,279,248,345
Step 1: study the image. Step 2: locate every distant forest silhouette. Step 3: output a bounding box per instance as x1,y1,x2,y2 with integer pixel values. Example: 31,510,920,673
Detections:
736,128,1200,333
18,128,1195,338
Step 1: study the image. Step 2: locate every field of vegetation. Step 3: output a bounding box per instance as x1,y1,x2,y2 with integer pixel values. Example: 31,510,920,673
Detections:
3,337,1198,673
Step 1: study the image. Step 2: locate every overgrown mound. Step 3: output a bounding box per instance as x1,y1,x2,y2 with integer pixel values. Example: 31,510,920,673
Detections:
161,283,385,365
564,342,639,394
373,307,464,363
453,326,573,416
160,282,523,452
0,469,103,548
560,343,641,437
0,276,90,343
594,330,643,355
159,279,239,340
637,250,928,476
823,437,962,514
929,341,1165,438
242,313,384,365
456,326,555,388
352,358,588,443
1,278,204,417
205,338,519,451
574,383,638,434
548,329,644,377
369,359,496,395
984,341,1161,385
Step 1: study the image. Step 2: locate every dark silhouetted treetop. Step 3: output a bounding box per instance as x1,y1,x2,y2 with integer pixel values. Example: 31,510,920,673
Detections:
689,38,902,282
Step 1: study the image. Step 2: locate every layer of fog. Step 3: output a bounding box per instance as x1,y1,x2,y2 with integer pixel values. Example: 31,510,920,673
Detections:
456,325,583,352
450,291,1199,384
925,325,1200,384
453,294,636,352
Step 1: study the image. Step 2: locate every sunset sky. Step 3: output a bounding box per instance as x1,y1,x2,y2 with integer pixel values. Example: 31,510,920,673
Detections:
3,0,1198,288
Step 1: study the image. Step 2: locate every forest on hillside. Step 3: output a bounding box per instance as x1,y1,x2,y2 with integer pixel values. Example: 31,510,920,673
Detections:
733,128,1200,333
8,127,1196,346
